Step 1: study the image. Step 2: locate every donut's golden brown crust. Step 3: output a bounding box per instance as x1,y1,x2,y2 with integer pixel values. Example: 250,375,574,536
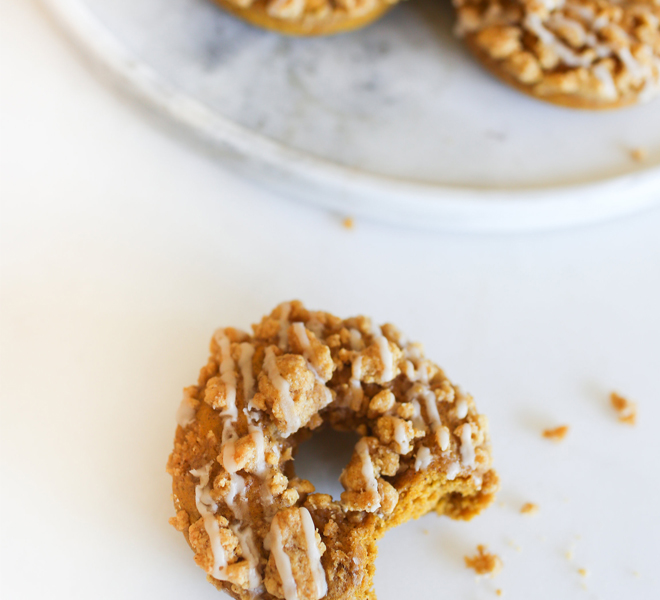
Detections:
210,0,394,36
167,302,498,600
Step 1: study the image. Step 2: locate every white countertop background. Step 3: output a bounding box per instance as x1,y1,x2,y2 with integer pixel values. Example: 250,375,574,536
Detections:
2,1,659,599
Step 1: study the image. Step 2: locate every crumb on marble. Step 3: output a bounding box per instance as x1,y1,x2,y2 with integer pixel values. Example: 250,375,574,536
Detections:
464,545,503,576
342,216,355,230
610,392,637,425
496,590,503,597
630,147,648,162
578,568,589,577
542,425,569,442
520,502,539,515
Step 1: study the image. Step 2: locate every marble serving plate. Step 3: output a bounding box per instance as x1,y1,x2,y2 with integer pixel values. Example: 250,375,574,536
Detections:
42,0,660,231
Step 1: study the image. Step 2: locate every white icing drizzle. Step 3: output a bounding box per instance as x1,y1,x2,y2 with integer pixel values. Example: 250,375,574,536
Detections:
222,441,240,473
402,360,415,380
249,425,267,474
414,446,432,471
617,46,645,81
522,4,660,102
264,347,300,435
300,507,328,599
349,355,364,411
176,393,196,427
232,524,263,591
270,517,299,600
225,472,246,510
216,333,237,419
446,462,460,481
459,423,476,469
419,363,430,384
394,419,411,454
421,389,442,430
349,328,363,351
525,14,593,68
215,336,268,590
438,425,450,452
292,322,328,383
238,342,255,403
267,0,306,20
548,14,587,45
372,323,394,382
404,343,422,362
292,322,312,354
454,398,468,420
410,398,427,432
593,63,618,100
540,0,565,10
356,438,380,510
278,302,291,351
190,464,228,578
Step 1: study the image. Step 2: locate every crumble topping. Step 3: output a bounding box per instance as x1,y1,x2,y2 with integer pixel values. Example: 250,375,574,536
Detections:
542,424,570,441
456,0,660,104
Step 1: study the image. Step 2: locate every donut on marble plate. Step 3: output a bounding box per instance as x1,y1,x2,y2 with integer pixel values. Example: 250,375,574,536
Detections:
167,301,498,600
455,0,660,108
210,0,396,36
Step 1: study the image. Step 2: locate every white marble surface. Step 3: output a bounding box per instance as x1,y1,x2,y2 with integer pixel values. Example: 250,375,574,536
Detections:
2,1,660,600
40,0,660,230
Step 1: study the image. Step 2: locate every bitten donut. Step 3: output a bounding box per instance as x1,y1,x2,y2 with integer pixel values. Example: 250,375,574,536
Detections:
167,301,498,599
455,0,660,108
210,0,396,36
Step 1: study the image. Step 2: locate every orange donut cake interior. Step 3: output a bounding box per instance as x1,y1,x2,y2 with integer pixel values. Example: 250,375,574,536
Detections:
167,301,498,599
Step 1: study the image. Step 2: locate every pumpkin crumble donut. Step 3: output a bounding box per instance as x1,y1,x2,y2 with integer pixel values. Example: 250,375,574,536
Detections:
210,0,396,36
455,0,660,108
167,301,498,599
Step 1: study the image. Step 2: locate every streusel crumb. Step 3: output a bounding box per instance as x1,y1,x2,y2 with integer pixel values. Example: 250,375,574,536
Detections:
464,544,503,576
342,217,355,230
520,502,539,515
630,148,648,163
542,425,569,442
610,392,637,425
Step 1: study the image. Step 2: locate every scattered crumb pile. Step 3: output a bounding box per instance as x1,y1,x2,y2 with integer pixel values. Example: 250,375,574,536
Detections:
464,544,503,576
610,392,637,425
520,502,539,515
542,425,569,442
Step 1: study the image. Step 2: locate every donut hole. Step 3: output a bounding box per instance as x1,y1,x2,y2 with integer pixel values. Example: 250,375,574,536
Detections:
293,426,361,501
